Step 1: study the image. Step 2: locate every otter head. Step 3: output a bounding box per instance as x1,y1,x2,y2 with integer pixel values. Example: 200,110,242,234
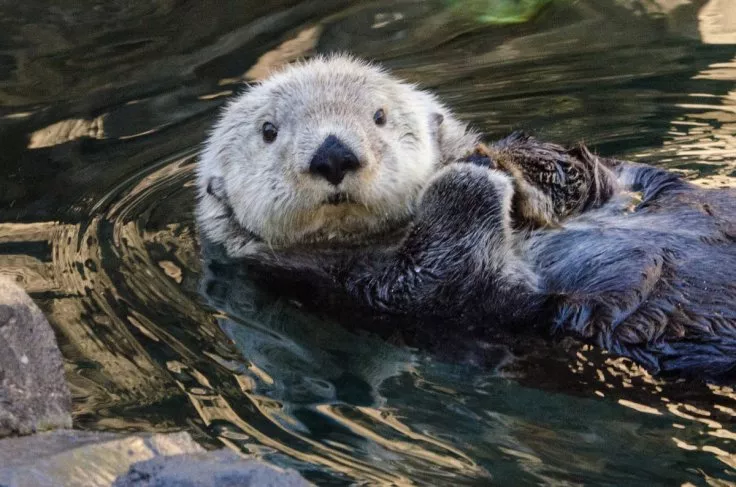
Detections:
197,55,478,252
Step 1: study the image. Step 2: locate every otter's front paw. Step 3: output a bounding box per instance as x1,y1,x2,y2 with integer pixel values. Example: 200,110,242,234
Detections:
418,164,514,231
459,143,498,169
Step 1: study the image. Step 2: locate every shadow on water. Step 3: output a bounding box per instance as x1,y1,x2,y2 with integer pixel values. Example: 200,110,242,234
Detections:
0,0,735,484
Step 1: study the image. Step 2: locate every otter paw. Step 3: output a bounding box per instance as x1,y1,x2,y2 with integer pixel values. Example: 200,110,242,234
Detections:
459,144,498,169
419,164,513,227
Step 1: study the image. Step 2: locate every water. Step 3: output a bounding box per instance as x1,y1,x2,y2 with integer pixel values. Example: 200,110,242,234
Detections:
1,0,735,484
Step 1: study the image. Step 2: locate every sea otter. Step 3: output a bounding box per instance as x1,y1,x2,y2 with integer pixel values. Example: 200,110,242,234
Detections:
196,55,736,380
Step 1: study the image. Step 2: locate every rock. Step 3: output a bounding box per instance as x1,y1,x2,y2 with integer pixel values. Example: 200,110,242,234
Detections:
0,276,72,437
0,430,204,487
113,449,312,487
0,430,311,487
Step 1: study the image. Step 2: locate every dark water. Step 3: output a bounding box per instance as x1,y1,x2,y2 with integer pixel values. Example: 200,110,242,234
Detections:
2,0,736,485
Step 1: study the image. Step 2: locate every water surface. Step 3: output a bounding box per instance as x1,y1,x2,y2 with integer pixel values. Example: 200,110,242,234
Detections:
1,1,735,485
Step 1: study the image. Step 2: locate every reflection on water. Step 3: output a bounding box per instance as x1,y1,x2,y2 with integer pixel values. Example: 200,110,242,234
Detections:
1,0,735,484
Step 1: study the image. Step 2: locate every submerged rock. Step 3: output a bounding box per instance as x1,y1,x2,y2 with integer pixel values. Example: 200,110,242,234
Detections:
0,430,310,487
0,276,72,437
113,449,311,487
0,430,203,487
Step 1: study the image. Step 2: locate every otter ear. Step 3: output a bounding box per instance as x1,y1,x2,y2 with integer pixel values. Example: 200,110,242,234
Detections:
430,112,444,138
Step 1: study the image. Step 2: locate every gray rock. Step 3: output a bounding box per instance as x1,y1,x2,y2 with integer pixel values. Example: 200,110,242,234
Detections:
113,449,312,487
0,429,311,487
0,430,204,487
0,276,71,437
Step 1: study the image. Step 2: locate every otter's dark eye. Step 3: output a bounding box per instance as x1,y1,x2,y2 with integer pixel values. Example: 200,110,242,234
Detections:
262,122,278,143
373,108,387,126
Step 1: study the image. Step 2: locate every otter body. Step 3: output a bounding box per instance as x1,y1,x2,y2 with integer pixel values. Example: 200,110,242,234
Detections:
197,56,736,380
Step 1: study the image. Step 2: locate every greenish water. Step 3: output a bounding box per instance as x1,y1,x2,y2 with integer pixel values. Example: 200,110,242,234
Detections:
1,1,735,485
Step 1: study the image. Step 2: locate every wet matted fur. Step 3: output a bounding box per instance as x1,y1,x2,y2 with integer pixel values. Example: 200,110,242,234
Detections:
196,56,736,380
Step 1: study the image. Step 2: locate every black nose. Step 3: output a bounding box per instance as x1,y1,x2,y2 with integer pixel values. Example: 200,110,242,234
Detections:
308,135,360,186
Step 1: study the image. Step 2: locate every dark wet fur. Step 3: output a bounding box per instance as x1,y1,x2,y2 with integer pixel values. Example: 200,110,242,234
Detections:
211,133,736,382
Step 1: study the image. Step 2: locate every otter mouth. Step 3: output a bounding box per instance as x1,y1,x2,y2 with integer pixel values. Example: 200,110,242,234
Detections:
325,192,350,205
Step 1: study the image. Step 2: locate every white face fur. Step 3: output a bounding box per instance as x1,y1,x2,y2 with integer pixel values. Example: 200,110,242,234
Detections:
196,55,477,251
